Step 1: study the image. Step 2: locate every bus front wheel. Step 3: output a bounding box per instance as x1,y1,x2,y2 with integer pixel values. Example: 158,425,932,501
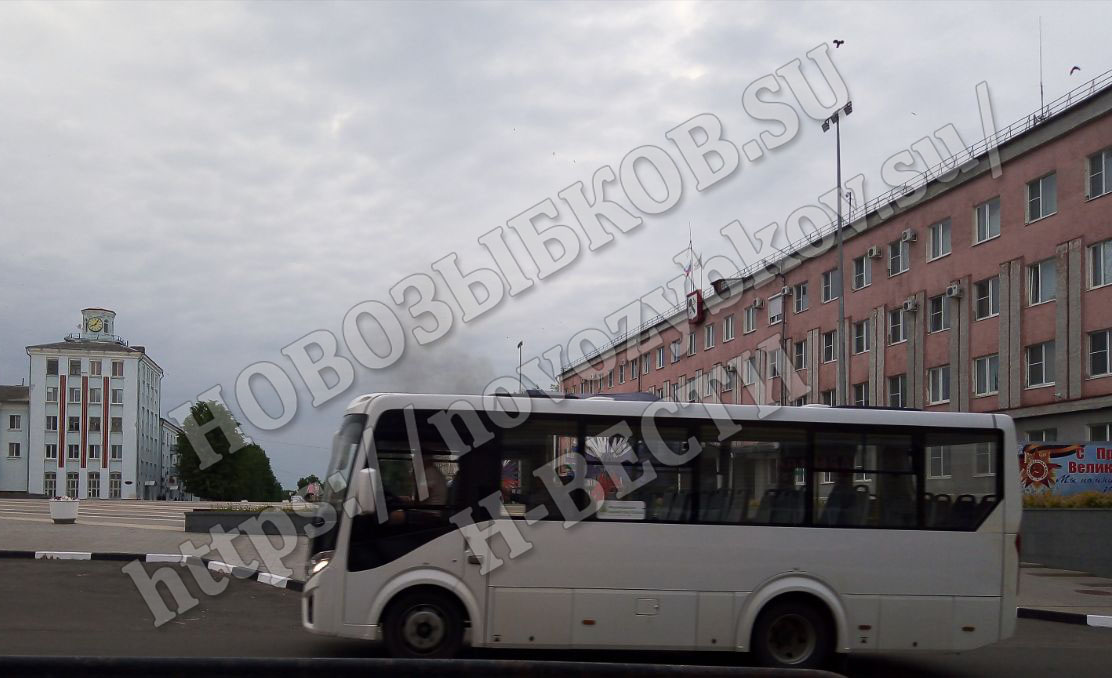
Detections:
751,598,834,669
382,589,464,659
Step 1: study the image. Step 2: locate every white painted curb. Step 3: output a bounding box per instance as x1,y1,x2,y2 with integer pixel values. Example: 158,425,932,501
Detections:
1087,615,1112,628
257,572,290,589
145,554,188,564
35,551,92,560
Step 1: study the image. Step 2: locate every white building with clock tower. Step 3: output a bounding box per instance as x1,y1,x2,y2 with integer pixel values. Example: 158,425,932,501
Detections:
25,308,165,499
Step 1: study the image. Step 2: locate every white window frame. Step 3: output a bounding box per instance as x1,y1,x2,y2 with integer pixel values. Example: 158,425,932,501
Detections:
111,444,123,460
7,442,19,458
928,295,949,333
66,444,80,460
1090,239,1112,289
687,332,697,356
888,309,905,345
743,306,757,334
1027,428,1058,442
768,349,783,380
1028,259,1057,305
704,324,715,349
928,446,952,479
670,340,682,363
1027,172,1058,222
928,365,951,404
1089,423,1112,442
974,442,996,476
973,354,1000,396
852,319,870,354
89,444,100,459
852,381,869,407
821,269,840,303
1090,329,1111,378
974,197,1001,244
928,220,951,261
821,389,836,406
768,295,784,325
111,360,124,377
852,255,871,290
656,347,665,369
1026,341,1056,388
888,240,909,276
793,339,808,371
8,414,21,431
743,355,758,386
974,276,1000,320
723,315,735,342
1089,148,1112,200
793,282,808,313
822,330,837,363
45,444,57,460
888,374,907,408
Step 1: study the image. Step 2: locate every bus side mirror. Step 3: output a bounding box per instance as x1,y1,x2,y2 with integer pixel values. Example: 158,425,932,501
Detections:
354,467,378,515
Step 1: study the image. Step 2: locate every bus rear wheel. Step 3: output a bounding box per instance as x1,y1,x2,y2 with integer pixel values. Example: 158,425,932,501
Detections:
751,598,834,669
382,589,464,659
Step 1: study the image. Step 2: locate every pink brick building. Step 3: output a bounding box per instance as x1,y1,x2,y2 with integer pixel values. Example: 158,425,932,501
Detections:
561,79,1112,444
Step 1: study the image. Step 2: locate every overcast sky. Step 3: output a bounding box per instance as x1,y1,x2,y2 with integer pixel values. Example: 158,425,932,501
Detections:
2,1,1110,488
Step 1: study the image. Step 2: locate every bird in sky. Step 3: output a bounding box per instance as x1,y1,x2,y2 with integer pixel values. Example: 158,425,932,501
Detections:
833,39,844,48
1070,66,1082,75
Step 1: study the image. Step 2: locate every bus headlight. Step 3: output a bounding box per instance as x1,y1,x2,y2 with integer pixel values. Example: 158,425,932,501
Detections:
309,550,333,576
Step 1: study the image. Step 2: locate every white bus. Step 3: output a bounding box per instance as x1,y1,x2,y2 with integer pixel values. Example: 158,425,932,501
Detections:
303,393,1019,668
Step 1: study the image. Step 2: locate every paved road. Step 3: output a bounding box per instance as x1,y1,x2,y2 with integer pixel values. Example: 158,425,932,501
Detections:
1,560,1109,677
0,498,292,531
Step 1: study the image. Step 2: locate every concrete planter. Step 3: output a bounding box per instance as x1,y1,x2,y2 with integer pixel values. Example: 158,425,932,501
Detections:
185,509,315,536
1021,508,1112,577
49,499,80,524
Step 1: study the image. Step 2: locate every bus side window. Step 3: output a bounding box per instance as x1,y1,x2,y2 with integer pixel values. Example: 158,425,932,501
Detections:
923,431,999,530
701,424,807,526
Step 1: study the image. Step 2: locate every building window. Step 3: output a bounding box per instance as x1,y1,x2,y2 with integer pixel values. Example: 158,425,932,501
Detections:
704,324,715,349
973,354,1000,396
822,330,837,363
8,414,21,430
793,282,809,313
768,349,783,380
44,472,57,497
90,360,102,377
656,347,665,369
888,374,907,408
743,306,757,333
704,369,715,397
722,364,734,392
1091,239,1112,288
888,309,905,344
1027,428,1057,442
109,472,122,498
643,354,650,375
111,417,123,433
974,197,1001,243
46,359,58,376
743,355,758,386
68,387,81,403
928,220,951,260
792,395,808,406
45,444,58,460
852,382,869,407
1028,259,1056,305
1026,341,1055,387
89,444,100,459
89,416,101,433
67,416,80,432
66,472,79,498
852,255,871,289
1027,172,1057,222
88,473,100,498
768,295,784,325
793,339,808,370
974,276,1000,320
66,444,79,460
928,446,951,478
821,389,836,406
606,370,613,388
112,361,124,377
853,319,870,354
46,387,58,403
45,416,58,432
723,315,735,341
1090,148,1112,199
7,442,20,459
1090,423,1112,442
928,295,949,332
821,269,840,302
888,240,909,276
69,359,81,376
928,365,951,404
1091,330,1111,377
973,442,995,476
89,388,101,404
687,332,697,356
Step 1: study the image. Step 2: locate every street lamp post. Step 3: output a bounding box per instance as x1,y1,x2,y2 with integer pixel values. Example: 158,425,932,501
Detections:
516,340,524,394
822,101,852,405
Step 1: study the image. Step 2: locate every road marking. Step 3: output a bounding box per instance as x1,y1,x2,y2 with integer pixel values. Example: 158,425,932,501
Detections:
0,515,183,531
35,551,92,560
257,573,290,588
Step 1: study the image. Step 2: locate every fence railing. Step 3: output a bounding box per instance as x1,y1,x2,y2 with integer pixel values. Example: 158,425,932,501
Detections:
560,69,1112,375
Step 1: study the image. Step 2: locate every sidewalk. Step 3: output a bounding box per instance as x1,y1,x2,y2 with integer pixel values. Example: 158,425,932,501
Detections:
0,518,309,579
1019,562,1112,624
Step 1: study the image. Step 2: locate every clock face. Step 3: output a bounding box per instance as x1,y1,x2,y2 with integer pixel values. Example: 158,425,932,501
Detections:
88,317,103,332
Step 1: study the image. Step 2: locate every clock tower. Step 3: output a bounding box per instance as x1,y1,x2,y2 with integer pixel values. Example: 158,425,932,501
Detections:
80,308,116,340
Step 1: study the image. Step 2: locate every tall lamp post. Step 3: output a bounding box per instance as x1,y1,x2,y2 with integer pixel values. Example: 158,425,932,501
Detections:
516,340,524,394
822,100,853,405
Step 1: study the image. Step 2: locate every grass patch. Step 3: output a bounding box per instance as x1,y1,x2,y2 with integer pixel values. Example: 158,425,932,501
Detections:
1024,491,1112,508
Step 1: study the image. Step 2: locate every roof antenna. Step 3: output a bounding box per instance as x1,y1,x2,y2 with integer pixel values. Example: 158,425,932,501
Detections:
1038,16,1045,116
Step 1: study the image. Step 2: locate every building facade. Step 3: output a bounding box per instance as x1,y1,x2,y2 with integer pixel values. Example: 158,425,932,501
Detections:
561,80,1112,444
0,386,30,493
159,417,190,501
25,308,165,499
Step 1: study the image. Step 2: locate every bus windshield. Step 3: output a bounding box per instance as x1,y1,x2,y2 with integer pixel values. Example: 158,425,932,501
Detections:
322,413,366,511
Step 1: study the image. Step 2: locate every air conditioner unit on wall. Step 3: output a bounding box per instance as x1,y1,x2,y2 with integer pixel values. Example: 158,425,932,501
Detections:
901,228,917,243
946,282,963,298
866,245,881,259
903,298,919,312
752,298,764,309
780,286,792,296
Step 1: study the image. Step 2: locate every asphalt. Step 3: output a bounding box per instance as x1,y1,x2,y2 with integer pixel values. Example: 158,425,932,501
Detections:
1,560,1110,677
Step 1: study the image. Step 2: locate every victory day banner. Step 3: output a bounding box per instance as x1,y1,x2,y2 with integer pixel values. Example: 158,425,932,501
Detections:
1020,443,1112,496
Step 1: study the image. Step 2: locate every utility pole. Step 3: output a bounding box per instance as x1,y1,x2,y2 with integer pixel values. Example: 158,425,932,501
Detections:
823,101,853,405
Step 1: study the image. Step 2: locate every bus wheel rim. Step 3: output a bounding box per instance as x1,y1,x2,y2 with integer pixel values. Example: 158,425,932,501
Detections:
402,605,446,651
767,613,817,665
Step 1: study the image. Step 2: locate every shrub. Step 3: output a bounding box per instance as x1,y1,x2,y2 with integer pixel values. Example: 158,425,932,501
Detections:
1023,491,1112,508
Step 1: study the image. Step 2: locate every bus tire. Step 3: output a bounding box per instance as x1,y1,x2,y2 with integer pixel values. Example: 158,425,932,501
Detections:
382,589,464,659
751,597,834,669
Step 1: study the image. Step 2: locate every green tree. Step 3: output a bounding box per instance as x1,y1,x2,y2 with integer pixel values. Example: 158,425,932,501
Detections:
296,474,321,490
177,401,284,501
